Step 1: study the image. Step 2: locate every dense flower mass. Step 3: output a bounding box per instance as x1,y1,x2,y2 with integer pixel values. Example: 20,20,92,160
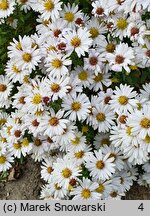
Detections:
0,0,150,200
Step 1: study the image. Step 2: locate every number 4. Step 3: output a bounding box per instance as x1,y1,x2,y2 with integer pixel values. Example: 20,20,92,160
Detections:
138,203,144,211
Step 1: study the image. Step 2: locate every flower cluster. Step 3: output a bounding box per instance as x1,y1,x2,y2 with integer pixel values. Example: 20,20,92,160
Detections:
0,0,150,200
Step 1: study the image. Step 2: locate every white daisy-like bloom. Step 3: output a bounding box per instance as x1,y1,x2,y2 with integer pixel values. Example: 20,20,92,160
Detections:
92,0,109,18
135,42,150,68
20,137,32,157
140,83,150,103
62,93,91,121
42,76,71,101
94,177,112,197
0,0,16,18
5,60,30,84
46,19,67,39
17,0,32,13
52,156,81,188
24,85,44,114
23,114,41,137
65,74,82,97
127,105,150,139
85,149,116,181
106,43,135,73
123,144,148,165
40,108,69,137
12,85,28,110
71,178,101,200
37,0,62,21
60,3,82,28
0,152,14,172
121,0,149,13
107,189,125,200
41,158,54,182
67,131,86,152
44,181,68,199
86,18,106,46
14,45,41,71
45,51,72,78
92,103,115,133
98,37,116,56
0,75,13,101
143,161,150,172
110,84,138,114
72,66,93,88
8,140,23,159
66,144,92,166
112,13,129,40
0,141,7,156
127,21,148,44
93,133,110,150
98,88,113,105
89,72,112,92
52,122,77,152
101,145,124,171
62,27,92,57
84,49,105,75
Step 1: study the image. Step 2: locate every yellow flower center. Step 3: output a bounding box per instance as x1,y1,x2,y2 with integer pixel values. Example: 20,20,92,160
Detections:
82,125,89,133
126,126,132,136
49,117,59,126
51,58,62,68
54,183,62,190
47,166,54,174
140,118,150,128
71,37,81,48
96,160,105,169
61,168,72,178
13,142,22,149
89,27,99,39
71,136,80,145
22,53,32,62
144,134,150,143
32,94,42,105
51,83,60,92
71,102,81,111
101,138,110,145
20,0,28,3
0,0,8,10
7,126,12,135
96,113,106,122
81,189,91,199
117,18,128,30
44,0,54,11
118,96,128,105
94,73,103,82
0,84,7,92
74,150,84,159
12,64,21,74
106,43,115,53
0,118,6,126
64,12,74,22
0,156,6,164
78,70,88,81
96,184,105,193
22,138,29,147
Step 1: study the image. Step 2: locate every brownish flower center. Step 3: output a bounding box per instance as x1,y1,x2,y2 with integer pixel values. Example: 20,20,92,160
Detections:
0,84,7,92
89,56,98,65
115,55,125,64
